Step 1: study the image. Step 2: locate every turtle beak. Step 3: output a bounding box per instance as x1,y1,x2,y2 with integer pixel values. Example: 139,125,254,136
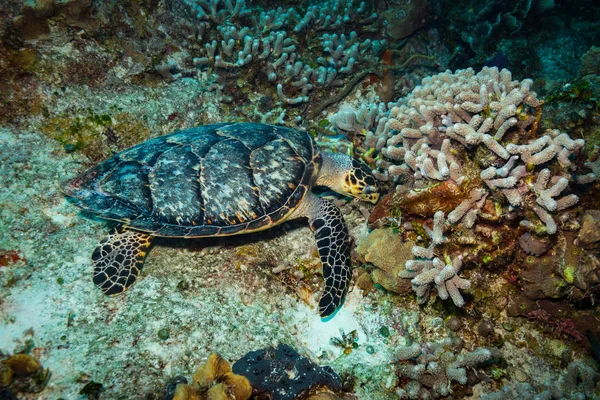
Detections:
362,185,379,204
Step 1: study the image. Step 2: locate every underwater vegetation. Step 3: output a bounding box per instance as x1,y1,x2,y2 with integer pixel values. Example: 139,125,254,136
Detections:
1,0,600,399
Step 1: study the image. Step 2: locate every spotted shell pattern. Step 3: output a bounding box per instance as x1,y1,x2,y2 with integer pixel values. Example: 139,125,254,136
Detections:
65,123,320,237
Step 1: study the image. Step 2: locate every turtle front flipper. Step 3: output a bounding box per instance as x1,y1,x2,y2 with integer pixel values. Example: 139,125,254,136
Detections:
92,226,152,295
300,193,352,317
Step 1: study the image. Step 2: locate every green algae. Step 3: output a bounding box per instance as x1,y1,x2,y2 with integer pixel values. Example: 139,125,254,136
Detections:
40,107,150,162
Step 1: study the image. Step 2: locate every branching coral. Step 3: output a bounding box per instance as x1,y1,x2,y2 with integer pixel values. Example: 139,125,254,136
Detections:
395,335,492,399
481,360,599,400
174,0,386,119
376,67,543,184
349,67,586,235
399,211,471,307
334,67,592,307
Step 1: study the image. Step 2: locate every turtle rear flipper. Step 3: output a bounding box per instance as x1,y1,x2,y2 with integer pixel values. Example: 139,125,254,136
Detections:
92,226,152,295
302,194,352,318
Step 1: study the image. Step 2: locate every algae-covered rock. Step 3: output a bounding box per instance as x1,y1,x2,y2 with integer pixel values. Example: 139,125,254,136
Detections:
381,0,429,40
520,253,568,300
0,353,48,395
396,180,465,217
357,228,413,294
15,0,99,40
577,210,600,246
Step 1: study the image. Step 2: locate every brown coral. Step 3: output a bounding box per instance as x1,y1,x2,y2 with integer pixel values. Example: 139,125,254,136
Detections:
579,46,600,77
0,353,49,394
174,353,252,400
577,210,600,247
356,228,413,293
13,0,99,40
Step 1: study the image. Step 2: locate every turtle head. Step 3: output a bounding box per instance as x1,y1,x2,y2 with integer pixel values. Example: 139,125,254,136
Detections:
316,153,379,204
341,158,380,204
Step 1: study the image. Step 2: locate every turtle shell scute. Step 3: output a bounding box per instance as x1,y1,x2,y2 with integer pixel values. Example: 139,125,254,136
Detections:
64,123,319,237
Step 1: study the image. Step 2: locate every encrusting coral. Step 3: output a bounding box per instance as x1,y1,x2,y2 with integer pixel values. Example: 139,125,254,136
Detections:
356,227,413,294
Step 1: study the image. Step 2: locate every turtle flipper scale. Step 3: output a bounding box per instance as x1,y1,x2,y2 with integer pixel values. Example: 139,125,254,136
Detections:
92,226,152,295
308,197,352,317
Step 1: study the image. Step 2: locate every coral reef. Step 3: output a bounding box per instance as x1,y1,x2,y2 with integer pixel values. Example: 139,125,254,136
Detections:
481,360,599,400
171,0,388,122
0,0,600,398
399,211,471,307
326,62,600,399
336,67,592,307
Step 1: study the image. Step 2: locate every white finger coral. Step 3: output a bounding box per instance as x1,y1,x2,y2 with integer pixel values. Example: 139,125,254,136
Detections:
533,169,578,212
400,212,471,307
395,335,493,398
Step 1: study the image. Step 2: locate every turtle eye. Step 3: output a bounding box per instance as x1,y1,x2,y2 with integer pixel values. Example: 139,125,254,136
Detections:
363,185,376,194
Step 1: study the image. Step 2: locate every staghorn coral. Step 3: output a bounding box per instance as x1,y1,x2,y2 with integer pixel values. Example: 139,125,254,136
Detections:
401,254,470,307
376,67,543,186
355,66,584,238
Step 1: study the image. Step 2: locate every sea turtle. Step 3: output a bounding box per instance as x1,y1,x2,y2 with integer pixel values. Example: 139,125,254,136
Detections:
63,122,379,317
